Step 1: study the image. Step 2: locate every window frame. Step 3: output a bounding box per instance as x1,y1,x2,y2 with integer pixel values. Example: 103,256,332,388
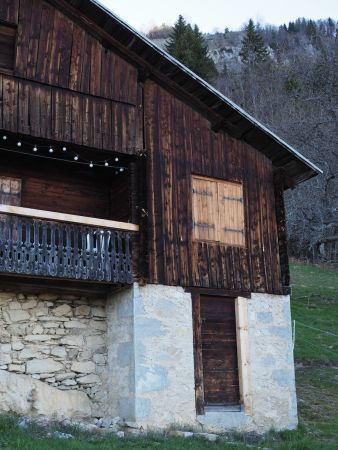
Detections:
0,21,17,75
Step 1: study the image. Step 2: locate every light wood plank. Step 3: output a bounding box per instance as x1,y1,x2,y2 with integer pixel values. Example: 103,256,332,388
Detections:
0,204,139,231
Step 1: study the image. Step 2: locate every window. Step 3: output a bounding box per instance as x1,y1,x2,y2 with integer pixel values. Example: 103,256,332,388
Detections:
0,177,21,205
0,23,16,72
192,175,245,246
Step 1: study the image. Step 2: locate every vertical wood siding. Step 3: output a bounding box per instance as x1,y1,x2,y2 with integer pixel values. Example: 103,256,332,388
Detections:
0,0,142,154
145,81,283,294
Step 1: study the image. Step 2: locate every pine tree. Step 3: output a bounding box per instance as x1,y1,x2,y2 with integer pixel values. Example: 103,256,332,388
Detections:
240,19,269,65
165,15,217,82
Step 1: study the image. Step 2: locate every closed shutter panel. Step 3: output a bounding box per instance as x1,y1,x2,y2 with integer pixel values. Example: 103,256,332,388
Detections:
192,176,218,242
0,24,16,72
0,177,22,206
217,181,245,246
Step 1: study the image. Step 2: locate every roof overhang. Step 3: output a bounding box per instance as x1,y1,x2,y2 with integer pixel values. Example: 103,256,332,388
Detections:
56,0,322,187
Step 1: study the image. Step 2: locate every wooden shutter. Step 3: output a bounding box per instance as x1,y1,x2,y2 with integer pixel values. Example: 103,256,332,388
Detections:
217,180,245,246
192,176,217,242
0,24,16,72
0,177,22,206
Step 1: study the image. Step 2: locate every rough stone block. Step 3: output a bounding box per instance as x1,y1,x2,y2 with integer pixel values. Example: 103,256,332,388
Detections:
62,379,77,386
38,316,68,322
24,335,52,342
54,372,75,381
71,361,95,374
11,340,24,351
7,324,27,336
75,306,91,316
51,346,67,358
9,301,22,310
0,370,92,419
77,374,100,384
4,310,30,323
26,358,64,374
8,364,25,373
32,324,44,334
0,329,11,344
22,299,38,310
64,321,87,329
60,336,84,347
53,304,72,317
19,348,40,360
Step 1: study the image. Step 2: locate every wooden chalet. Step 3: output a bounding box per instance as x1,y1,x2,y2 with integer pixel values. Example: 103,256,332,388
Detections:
0,0,321,432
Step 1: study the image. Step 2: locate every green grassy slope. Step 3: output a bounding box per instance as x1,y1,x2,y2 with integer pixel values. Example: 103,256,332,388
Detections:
290,263,338,444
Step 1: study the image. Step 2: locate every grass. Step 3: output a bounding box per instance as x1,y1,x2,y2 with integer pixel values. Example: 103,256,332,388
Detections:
290,262,338,445
0,262,337,449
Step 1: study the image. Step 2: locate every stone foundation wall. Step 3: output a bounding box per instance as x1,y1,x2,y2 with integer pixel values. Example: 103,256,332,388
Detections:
0,291,108,416
107,284,196,428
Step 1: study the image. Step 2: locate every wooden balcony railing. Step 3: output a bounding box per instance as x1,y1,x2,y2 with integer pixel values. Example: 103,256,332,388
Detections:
0,205,139,284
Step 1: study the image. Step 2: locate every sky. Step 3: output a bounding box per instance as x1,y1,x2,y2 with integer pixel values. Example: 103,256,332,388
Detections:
98,0,338,33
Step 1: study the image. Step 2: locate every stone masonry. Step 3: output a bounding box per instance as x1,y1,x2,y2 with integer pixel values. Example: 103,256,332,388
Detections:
0,291,108,416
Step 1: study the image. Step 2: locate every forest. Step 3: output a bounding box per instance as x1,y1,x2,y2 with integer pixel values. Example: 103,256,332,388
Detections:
149,18,338,264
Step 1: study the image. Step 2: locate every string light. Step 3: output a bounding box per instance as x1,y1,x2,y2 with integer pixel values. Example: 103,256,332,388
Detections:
0,132,132,172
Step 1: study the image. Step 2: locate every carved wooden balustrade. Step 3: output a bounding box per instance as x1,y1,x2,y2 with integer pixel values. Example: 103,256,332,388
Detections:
0,206,139,284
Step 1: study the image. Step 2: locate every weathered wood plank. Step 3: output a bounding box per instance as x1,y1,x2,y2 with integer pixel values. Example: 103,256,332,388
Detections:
145,82,282,294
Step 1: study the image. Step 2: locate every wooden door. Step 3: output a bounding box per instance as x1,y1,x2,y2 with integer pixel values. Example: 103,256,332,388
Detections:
194,295,240,410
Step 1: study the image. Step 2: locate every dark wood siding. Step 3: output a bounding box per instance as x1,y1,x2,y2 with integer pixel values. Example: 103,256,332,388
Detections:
0,0,142,154
145,81,283,294
0,155,131,220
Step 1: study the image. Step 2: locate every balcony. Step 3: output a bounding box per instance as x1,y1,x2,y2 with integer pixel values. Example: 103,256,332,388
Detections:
0,205,138,284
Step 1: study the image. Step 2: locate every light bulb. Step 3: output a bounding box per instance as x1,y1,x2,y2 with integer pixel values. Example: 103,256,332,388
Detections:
104,161,109,167
62,146,67,151
49,147,53,153
119,167,124,172
2,135,7,140
33,146,38,152
89,161,94,168
17,141,22,147
74,155,79,161
115,157,119,162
